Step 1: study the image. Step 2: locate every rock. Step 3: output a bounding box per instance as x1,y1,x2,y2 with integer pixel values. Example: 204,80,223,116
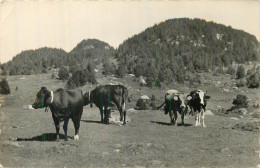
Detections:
0,163,3,168
0,129,1,135
222,88,230,92
94,69,98,72
140,95,149,100
221,147,230,153
230,117,239,120
252,113,260,118
102,152,109,155
239,108,247,115
151,160,161,166
0,104,1,108
204,110,214,116
114,149,120,153
147,143,152,147
232,86,239,91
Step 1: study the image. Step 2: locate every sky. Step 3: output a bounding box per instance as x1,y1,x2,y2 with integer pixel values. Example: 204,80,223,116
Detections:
0,0,259,63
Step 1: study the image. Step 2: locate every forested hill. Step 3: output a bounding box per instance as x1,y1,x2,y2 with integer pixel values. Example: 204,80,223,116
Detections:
116,18,259,82
3,47,68,75
68,39,115,66
1,39,115,75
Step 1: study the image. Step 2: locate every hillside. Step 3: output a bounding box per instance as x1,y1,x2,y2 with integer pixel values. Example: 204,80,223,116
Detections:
1,39,115,76
68,39,115,67
116,18,260,82
2,47,68,75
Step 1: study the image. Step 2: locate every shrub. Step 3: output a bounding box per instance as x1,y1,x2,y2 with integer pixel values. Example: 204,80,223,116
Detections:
149,101,157,110
67,69,97,89
146,77,153,87
58,67,69,80
51,73,56,79
247,71,259,88
116,64,127,78
135,99,147,110
232,95,248,108
151,94,156,101
0,78,10,94
236,65,245,79
226,65,236,75
155,79,161,87
42,68,47,74
237,78,247,87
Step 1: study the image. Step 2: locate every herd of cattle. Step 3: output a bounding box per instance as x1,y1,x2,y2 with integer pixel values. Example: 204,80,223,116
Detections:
32,85,210,141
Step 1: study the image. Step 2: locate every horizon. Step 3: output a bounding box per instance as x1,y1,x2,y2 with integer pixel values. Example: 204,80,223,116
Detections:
0,0,259,63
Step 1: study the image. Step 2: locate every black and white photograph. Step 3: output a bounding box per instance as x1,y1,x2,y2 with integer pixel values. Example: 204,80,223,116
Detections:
0,0,259,167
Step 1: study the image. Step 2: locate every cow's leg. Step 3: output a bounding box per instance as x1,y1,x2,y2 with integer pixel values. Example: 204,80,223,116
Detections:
100,107,104,123
63,117,69,141
198,111,201,126
201,109,206,127
52,115,60,141
194,111,199,126
169,111,175,125
104,107,110,124
181,109,185,125
174,110,178,125
74,107,83,140
122,102,126,125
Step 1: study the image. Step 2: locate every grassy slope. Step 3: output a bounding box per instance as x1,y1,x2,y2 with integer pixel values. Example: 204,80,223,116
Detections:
0,72,259,167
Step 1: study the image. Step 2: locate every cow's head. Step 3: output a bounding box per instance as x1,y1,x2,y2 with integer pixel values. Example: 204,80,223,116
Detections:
83,91,93,107
179,94,187,111
188,90,210,105
32,87,51,109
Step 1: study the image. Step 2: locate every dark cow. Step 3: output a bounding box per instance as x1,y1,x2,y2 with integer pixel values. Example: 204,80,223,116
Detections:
83,85,128,124
157,90,188,125
32,87,85,141
186,90,210,127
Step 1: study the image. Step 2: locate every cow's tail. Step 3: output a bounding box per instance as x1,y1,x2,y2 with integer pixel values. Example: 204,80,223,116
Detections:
157,101,165,110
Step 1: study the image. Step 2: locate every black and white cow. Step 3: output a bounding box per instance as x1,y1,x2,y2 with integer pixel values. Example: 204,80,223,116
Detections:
157,90,188,125
32,87,85,141
83,85,128,124
186,90,210,127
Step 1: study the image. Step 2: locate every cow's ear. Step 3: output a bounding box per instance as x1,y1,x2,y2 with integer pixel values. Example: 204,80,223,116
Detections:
186,95,192,100
205,95,211,99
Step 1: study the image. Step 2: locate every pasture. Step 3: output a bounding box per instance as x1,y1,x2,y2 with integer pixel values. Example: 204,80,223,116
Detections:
0,73,259,167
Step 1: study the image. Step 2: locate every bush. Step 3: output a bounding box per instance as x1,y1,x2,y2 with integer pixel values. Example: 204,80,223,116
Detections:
103,62,116,76
236,65,245,79
135,99,147,110
151,94,156,101
146,77,153,87
58,67,69,80
116,64,127,78
67,69,97,89
0,78,10,94
232,95,248,108
237,78,247,87
42,68,47,74
51,73,56,79
155,79,161,87
69,65,78,74
149,101,157,110
226,65,236,75
247,71,259,88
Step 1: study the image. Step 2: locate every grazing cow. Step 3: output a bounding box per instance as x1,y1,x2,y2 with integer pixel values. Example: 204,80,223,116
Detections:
186,90,210,127
157,90,188,125
83,85,128,124
32,87,85,141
